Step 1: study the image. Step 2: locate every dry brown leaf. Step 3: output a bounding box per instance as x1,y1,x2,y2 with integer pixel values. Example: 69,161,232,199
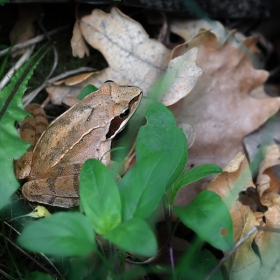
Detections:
256,145,280,197
47,8,202,106
9,4,40,57
205,152,262,279
251,147,280,279
260,192,280,208
225,211,260,280
253,203,280,280
178,123,194,148
206,152,253,200
45,86,80,105
79,7,171,94
205,152,256,242
71,20,90,58
170,19,227,46
53,72,95,86
168,30,280,204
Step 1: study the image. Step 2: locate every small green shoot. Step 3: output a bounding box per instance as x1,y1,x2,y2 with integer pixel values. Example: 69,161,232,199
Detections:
0,44,50,210
136,102,187,187
170,164,223,204
119,151,171,221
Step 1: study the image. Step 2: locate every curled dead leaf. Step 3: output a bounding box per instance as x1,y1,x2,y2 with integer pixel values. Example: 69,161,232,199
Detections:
170,19,227,46
178,123,194,148
206,151,254,200
53,72,95,86
256,145,280,197
161,47,202,106
71,20,90,58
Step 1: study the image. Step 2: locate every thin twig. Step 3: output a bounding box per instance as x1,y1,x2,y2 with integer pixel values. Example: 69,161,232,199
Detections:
3,221,64,279
23,44,58,106
0,45,35,90
47,67,96,84
125,247,165,265
22,67,96,105
0,268,16,280
0,25,70,57
0,232,55,277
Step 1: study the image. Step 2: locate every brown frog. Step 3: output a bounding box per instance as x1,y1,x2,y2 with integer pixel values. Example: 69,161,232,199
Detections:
15,81,142,207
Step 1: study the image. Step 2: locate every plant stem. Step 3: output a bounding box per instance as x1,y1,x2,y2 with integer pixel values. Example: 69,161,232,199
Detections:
163,195,178,280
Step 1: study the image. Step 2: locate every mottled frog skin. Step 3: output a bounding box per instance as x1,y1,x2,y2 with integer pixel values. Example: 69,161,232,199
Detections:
15,81,142,208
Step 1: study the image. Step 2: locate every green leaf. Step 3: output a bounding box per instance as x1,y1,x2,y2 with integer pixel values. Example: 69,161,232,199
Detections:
136,102,187,188
104,218,157,257
24,271,55,280
77,84,98,100
0,0,9,6
174,190,234,252
170,164,222,204
0,44,50,210
177,249,223,280
80,159,121,235
17,212,95,257
118,151,172,221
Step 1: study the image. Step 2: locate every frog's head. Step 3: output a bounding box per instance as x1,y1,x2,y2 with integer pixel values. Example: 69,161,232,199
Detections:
101,81,143,139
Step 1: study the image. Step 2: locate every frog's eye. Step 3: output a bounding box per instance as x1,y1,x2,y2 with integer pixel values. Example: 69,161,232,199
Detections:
119,107,130,119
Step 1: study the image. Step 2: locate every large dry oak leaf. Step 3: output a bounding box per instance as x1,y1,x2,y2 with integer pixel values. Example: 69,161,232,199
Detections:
46,8,202,106
169,31,280,204
79,7,171,94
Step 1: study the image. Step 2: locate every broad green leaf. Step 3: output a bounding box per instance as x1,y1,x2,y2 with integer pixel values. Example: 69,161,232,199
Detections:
136,102,187,188
177,249,223,280
24,271,55,280
170,164,222,204
80,159,121,235
18,212,95,257
174,190,234,251
0,44,50,210
118,151,171,221
104,218,157,257
77,84,98,100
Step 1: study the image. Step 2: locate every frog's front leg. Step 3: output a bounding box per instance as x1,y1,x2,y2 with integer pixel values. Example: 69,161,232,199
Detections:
15,104,48,179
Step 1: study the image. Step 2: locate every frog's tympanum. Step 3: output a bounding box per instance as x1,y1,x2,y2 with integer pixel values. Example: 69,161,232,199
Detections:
15,81,142,208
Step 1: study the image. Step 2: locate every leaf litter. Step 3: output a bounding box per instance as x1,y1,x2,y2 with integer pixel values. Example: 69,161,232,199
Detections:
10,6,280,279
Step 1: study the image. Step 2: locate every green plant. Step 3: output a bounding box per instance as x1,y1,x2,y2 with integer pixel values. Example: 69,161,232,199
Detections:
17,102,232,279
0,44,50,210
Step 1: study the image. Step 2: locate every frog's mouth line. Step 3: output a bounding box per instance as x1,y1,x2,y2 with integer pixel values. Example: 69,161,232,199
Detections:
106,92,143,139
